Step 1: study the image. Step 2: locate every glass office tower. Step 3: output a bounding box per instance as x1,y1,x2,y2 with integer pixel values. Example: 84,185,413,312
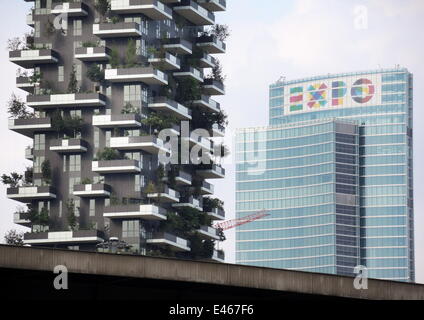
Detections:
236,68,414,282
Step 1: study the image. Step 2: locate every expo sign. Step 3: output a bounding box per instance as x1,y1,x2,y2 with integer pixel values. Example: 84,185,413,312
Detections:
286,77,378,114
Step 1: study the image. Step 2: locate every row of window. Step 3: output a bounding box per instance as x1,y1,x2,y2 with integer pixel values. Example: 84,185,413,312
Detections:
236,225,334,241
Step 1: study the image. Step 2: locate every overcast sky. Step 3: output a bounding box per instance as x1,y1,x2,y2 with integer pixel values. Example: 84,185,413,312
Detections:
0,0,423,283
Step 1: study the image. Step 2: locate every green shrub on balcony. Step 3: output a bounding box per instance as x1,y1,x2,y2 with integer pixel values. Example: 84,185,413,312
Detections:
203,197,224,212
96,147,125,161
86,64,105,84
142,111,178,132
7,93,33,119
41,160,52,185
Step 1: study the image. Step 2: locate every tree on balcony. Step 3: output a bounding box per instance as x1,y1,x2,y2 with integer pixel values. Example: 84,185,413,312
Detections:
86,63,105,84
121,102,140,115
191,107,228,129
176,78,201,104
6,93,32,119
41,160,52,185
1,172,23,188
142,111,178,133
4,230,24,246
125,39,138,68
66,199,78,231
203,197,224,212
201,24,230,42
95,147,124,161
95,0,111,19
67,64,79,94
7,37,26,51
109,47,120,68
51,110,84,138
189,234,214,259
205,59,225,83
24,166,33,185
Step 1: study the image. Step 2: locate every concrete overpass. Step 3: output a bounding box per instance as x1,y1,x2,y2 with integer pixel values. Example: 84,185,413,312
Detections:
0,245,423,300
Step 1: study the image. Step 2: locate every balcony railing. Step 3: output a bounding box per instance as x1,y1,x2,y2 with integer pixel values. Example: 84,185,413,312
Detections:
25,146,34,160
198,0,226,12
93,22,142,38
193,95,221,112
200,180,214,195
8,117,52,137
211,249,225,262
104,204,167,220
199,52,217,68
173,66,204,82
16,76,37,93
146,232,190,251
111,0,172,20
148,52,181,70
24,230,105,245
148,97,192,120
202,78,225,95
174,0,215,25
173,196,202,211
197,225,220,240
110,135,168,154
105,67,168,85
75,46,111,61
197,164,225,179
92,160,141,174
27,93,107,108
51,2,89,16
147,186,180,203
174,170,192,185
7,186,56,202
162,38,193,55
50,138,89,153
73,184,112,198
92,114,142,128
9,49,59,68
196,35,226,54
211,123,225,137
206,207,225,220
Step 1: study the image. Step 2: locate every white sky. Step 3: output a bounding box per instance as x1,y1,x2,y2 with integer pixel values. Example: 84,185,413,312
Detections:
0,0,422,283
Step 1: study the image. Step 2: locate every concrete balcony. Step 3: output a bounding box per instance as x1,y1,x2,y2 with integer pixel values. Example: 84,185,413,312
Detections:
148,52,181,70
162,38,193,55
173,66,204,82
105,67,168,85
202,78,225,95
13,211,31,227
111,0,172,20
24,230,105,245
196,164,225,179
193,95,221,113
16,76,37,93
104,204,167,220
27,93,107,108
198,0,226,12
110,136,168,154
146,232,190,252
25,146,34,160
147,185,180,203
93,22,142,38
211,123,225,137
198,52,217,68
8,117,52,137
174,0,215,26
174,170,192,186
197,225,220,240
206,207,225,220
184,134,213,151
75,46,111,61
196,35,226,54
7,186,56,203
51,2,89,17
26,11,34,27
172,196,202,211
92,114,142,128
92,160,141,174
9,49,59,68
73,184,112,198
160,0,182,3
148,97,192,120
200,180,214,195
50,138,88,153
210,249,225,263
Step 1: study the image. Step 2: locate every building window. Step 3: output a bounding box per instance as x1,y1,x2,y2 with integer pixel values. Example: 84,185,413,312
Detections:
58,66,64,82
69,177,80,194
89,199,95,217
73,41,82,52
105,130,111,147
34,134,45,151
69,155,81,172
35,21,41,38
76,64,82,81
124,85,141,104
122,220,140,238
73,20,82,36
74,199,80,217
34,156,45,173
59,200,62,217
94,127,100,149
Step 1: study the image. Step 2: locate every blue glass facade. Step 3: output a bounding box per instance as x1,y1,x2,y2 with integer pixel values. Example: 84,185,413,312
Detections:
236,69,414,282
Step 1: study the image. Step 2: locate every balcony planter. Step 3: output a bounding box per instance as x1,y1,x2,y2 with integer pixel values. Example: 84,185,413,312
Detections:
110,0,172,20
110,135,169,154
198,0,226,12
197,164,225,179
193,95,221,113
75,46,111,61
92,160,141,174
73,183,112,198
50,138,88,153
93,22,142,38
162,38,193,55
173,66,204,82
104,204,167,220
8,117,52,137
24,230,105,245
174,0,215,25
105,67,168,85
148,52,181,70
148,97,192,120
196,35,226,54
92,114,142,128
51,2,89,17
147,186,180,203
146,232,191,251
202,78,225,95
27,93,107,108
9,49,59,68
7,186,56,202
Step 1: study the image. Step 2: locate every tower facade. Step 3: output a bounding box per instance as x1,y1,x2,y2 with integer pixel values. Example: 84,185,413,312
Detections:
236,68,414,281
7,0,227,262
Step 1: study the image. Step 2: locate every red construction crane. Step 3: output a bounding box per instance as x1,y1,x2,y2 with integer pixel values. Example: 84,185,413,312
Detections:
214,210,270,231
